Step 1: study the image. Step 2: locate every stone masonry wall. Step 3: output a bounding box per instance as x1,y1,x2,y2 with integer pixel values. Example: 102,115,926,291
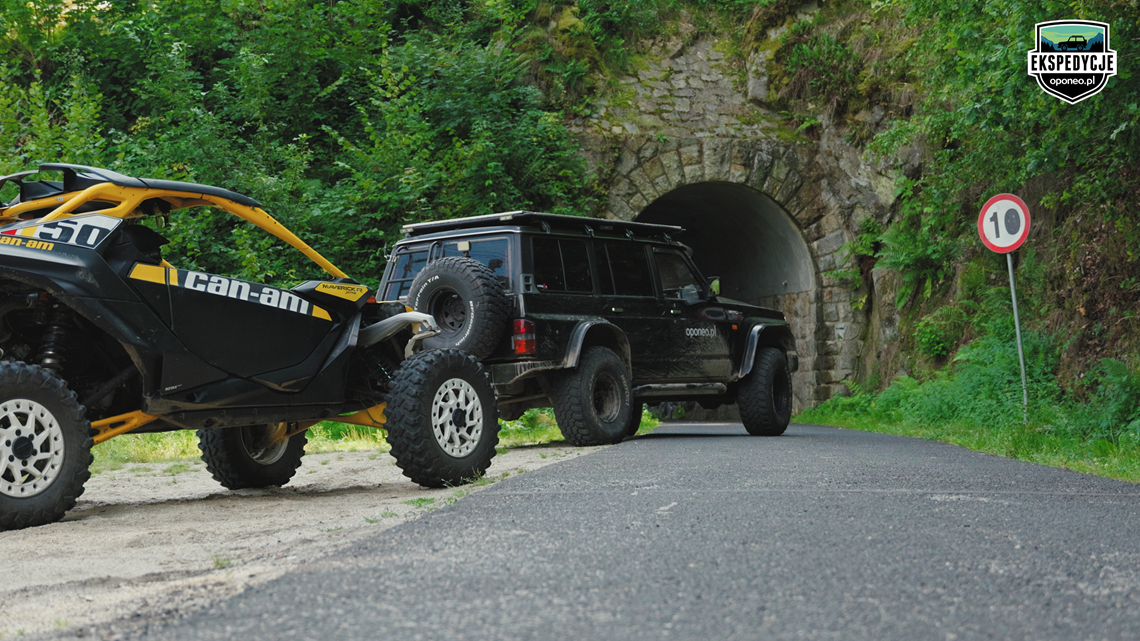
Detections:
568,32,901,405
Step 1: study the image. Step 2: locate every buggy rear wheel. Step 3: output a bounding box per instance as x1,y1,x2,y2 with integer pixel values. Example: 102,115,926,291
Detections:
0,361,92,530
198,423,307,490
384,349,499,488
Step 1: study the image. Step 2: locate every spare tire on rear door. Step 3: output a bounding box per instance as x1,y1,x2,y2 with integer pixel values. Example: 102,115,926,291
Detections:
407,257,510,360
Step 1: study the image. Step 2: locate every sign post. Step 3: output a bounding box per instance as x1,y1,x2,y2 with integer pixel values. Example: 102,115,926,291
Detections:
978,194,1031,423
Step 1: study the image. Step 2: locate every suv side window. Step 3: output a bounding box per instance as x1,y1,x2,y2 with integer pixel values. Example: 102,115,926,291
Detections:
382,244,430,300
533,237,592,293
598,241,652,296
654,250,704,302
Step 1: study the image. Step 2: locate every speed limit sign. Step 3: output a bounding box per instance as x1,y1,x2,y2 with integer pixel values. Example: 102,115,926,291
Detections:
978,194,1031,254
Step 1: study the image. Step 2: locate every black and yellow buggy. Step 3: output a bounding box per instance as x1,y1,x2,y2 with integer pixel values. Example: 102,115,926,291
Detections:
0,164,500,530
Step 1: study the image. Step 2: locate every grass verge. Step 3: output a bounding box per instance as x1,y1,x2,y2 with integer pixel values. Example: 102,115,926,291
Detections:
794,411,1140,484
92,408,659,471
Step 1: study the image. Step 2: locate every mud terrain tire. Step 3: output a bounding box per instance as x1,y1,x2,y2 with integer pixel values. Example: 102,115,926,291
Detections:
624,402,644,438
385,349,499,487
0,361,93,530
552,346,633,446
739,347,792,436
408,257,510,361
198,425,307,490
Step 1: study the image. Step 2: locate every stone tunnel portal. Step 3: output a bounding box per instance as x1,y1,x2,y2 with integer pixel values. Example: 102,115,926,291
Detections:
636,182,815,303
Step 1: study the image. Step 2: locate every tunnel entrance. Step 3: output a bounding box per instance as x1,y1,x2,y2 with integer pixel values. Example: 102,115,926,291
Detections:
636,181,818,411
636,182,813,302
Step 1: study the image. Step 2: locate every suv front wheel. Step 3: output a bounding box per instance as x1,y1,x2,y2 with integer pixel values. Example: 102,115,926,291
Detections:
738,347,792,436
552,347,633,446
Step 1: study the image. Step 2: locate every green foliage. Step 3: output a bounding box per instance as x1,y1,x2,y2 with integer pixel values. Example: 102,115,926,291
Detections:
1076,360,1140,442
826,218,882,288
869,0,1140,303
780,23,860,112
0,0,593,285
914,305,966,359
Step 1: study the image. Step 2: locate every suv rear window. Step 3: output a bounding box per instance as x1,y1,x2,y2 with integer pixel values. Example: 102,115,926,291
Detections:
382,244,430,300
382,237,510,301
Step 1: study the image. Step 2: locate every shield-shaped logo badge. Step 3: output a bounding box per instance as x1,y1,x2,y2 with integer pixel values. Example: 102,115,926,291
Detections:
1027,21,1117,104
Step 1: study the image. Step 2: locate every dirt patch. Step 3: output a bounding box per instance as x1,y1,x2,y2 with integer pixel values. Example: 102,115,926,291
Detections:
0,444,600,638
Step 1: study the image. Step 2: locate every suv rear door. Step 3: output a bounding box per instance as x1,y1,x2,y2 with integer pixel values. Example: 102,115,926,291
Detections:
593,239,672,383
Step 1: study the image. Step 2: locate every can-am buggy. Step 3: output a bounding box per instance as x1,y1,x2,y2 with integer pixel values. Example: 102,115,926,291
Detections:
0,164,501,530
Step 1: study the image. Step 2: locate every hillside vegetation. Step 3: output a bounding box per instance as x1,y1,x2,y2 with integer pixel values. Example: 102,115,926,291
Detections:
2,0,1138,471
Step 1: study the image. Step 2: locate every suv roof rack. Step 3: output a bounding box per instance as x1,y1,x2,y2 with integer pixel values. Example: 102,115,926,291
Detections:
401,211,684,238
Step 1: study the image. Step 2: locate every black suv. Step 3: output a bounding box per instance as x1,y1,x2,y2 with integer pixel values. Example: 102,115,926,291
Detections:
379,212,798,445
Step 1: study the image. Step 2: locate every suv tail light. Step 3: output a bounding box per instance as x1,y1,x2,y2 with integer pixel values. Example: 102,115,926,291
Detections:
512,319,536,355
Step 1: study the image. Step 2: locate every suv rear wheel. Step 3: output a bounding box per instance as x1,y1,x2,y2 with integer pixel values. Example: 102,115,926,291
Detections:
408,257,510,360
552,346,633,446
738,347,792,436
385,349,500,487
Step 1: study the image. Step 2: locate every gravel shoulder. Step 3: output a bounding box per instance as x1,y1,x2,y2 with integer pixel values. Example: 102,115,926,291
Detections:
0,443,600,638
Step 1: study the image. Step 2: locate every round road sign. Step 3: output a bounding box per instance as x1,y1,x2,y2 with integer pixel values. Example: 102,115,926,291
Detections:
978,193,1031,254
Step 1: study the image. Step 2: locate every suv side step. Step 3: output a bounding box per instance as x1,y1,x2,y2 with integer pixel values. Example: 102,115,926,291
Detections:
633,383,727,398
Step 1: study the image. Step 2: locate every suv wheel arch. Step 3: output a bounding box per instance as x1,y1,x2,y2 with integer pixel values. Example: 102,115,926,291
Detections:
737,322,798,380
563,320,631,373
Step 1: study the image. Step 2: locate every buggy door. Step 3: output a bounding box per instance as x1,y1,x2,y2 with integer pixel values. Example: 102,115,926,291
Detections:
129,266,336,380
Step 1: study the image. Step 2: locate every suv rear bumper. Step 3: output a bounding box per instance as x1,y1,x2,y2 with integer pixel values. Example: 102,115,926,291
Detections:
489,360,563,386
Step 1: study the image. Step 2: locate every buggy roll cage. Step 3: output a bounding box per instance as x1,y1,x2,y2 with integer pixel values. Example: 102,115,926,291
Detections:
0,164,348,279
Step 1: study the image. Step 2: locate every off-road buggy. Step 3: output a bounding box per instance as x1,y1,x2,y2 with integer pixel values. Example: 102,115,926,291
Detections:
0,164,501,530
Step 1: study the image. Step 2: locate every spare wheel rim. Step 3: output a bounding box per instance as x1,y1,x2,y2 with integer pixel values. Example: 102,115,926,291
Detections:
0,399,66,498
431,378,484,458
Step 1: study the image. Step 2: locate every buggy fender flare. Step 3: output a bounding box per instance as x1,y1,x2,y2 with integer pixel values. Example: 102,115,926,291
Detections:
563,319,632,373
737,321,798,380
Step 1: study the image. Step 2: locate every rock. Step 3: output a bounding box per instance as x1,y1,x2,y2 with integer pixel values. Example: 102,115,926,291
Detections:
747,50,772,105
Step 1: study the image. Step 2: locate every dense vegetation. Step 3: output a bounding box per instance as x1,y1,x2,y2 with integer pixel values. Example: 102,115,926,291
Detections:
755,0,1140,473
0,0,601,282
2,0,1137,468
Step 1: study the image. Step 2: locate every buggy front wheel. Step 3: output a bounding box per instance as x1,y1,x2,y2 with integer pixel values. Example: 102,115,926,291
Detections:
0,362,93,530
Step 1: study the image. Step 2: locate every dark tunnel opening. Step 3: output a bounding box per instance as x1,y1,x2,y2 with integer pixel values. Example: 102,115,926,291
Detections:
636,182,814,305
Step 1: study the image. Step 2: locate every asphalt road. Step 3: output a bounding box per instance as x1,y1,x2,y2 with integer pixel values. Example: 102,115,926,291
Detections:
109,423,1140,640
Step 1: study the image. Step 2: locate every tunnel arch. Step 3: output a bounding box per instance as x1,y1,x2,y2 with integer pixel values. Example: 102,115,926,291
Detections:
636,182,815,304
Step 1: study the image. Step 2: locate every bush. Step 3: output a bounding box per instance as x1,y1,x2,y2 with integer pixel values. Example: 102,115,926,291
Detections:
914,305,966,359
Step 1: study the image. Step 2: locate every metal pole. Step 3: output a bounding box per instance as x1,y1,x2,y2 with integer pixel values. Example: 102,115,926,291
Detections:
1007,252,1029,423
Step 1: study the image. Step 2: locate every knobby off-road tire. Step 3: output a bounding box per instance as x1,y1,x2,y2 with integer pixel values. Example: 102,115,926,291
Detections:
198,425,308,490
623,403,645,439
552,346,633,446
385,349,499,488
738,347,793,436
408,257,510,361
0,361,93,530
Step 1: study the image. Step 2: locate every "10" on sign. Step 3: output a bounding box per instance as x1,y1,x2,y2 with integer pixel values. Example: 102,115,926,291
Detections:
978,193,1031,254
